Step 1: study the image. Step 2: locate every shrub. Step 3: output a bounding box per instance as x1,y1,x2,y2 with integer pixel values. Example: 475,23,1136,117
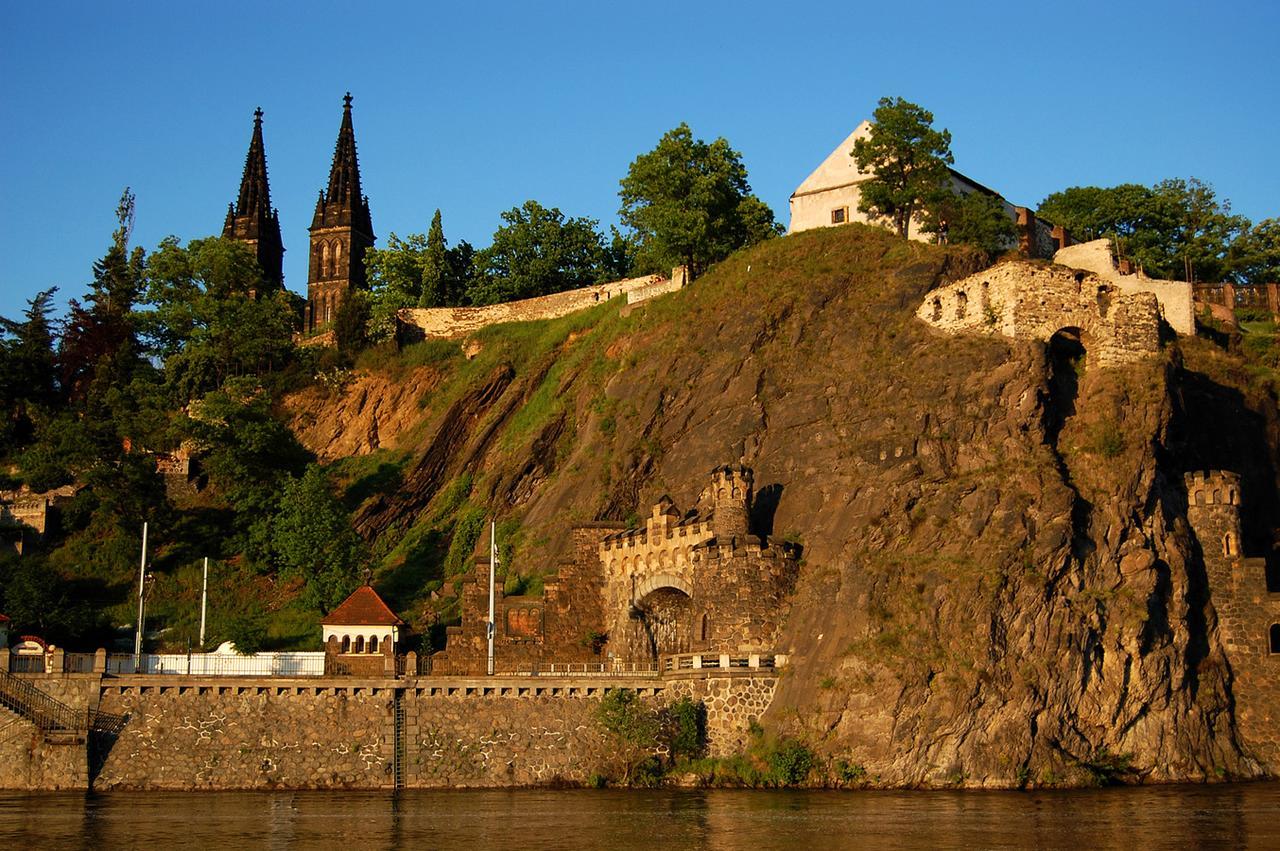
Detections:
835,758,867,784
766,739,814,786
663,697,708,760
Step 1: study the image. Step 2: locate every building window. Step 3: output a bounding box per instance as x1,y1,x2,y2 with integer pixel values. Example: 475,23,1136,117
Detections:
369,635,378,654
341,635,351,654
1270,624,1280,654
831,207,847,225
354,635,365,654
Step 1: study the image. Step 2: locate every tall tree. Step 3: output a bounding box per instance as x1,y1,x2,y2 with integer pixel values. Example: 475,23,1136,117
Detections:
271,464,366,612
924,192,1018,258
618,123,780,278
852,97,954,239
1229,218,1280,284
469,200,605,304
420,209,448,308
0,288,60,443
1155,177,1248,283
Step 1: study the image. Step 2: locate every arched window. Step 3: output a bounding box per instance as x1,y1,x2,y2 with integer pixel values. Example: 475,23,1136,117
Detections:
1213,490,1221,504
1224,533,1238,557
1195,491,1205,506
1270,624,1280,654
320,242,330,278
700,613,710,642
956,291,968,319
341,635,351,653
354,635,365,654
369,635,378,654
333,240,343,276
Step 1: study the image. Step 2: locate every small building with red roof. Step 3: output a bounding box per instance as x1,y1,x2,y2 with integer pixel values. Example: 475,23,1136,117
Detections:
321,584,404,658
0,613,9,648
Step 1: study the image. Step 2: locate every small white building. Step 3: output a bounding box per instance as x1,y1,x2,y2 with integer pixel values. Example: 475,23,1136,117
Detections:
321,585,403,656
788,120,1072,258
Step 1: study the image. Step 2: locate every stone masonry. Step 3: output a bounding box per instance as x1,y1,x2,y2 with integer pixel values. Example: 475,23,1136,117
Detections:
1183,471,1280,764
917,261,1163,367
0,671,777,790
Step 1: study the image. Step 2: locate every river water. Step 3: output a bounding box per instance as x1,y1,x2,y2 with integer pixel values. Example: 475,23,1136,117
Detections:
3,784,1279,849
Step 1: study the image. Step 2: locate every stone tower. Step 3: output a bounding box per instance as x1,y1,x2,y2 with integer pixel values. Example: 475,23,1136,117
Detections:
1184,470,1244,587
710,465,754,542
306,92,375,332
222,108,285,292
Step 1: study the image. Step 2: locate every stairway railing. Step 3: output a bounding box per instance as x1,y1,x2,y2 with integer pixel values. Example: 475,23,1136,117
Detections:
0,670,125,735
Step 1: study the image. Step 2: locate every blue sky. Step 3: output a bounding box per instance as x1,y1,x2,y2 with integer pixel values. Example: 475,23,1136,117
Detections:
2,1,1277,319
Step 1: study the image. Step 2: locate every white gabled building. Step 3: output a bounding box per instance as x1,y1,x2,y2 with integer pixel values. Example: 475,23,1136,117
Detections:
788,120,1073,258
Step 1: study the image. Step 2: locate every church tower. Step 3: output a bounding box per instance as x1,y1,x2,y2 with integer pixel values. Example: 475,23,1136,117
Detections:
307,92,375,332
223,108,285,292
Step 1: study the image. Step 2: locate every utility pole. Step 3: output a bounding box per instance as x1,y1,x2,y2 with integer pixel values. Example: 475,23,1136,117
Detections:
487,520,497,676
133,521,148,670
199,557,209,650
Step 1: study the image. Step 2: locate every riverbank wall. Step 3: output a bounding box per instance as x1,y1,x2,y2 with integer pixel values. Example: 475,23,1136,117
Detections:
0,670,776,791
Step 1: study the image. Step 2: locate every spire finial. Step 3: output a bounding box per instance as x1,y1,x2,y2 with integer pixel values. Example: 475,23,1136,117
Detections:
253,107,263,125
343,91,353,110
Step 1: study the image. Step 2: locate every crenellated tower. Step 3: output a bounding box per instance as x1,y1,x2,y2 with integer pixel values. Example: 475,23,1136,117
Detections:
223,107,285,292
709,465,754,543
306,92,375,331
1184,470,1244,593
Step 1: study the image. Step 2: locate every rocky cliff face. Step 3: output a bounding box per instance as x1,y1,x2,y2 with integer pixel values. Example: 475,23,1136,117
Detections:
286,224,1279,787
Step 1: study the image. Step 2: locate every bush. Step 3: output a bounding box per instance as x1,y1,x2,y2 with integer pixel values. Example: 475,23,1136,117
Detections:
766,739,814,786
663,697,708,760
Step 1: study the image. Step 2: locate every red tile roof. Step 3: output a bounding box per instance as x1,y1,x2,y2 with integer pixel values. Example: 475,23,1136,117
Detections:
322,585,404,627
0,613,9,623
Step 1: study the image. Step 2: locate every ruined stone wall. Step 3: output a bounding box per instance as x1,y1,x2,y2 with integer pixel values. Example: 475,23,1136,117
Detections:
1054,239,1195,334
626,266,688,305
399,273,666,340
917,262,1162,367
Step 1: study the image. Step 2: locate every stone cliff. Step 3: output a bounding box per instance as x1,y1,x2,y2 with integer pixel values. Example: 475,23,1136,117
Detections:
286,223,1280,787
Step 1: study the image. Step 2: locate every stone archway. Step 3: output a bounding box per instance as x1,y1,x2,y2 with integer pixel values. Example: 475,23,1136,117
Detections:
631,586,696,660
1045,326,1086,445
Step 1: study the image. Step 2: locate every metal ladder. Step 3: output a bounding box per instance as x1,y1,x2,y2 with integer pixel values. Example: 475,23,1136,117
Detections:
392,690,406,790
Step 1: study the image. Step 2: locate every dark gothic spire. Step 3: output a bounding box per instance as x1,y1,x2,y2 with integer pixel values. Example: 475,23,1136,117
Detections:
223,107,284,288
310,92,374,239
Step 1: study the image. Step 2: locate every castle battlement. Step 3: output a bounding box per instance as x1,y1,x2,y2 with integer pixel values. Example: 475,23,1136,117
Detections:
1184,470,1242,507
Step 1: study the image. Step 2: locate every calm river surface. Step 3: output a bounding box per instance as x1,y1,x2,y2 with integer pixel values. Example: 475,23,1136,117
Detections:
3,784,1280,849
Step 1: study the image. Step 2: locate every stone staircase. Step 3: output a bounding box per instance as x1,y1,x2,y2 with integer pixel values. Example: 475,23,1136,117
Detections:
0,670,124,741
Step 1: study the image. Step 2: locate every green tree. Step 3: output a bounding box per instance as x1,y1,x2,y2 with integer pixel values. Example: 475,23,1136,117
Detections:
1155,177,1248,283
141,236,297,403
0,288,60,443
420,209,448,308
925,191,1018,257
619,123,780,278
852,97,954,239
1038,178,1247,282
366,232,429,342
271,464,366,612
596,688,661,785
333,289,371,356
469,200,606,304
1229,218,1280,284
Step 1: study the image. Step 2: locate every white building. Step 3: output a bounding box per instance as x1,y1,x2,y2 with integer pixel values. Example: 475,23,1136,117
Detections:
321,584,403,656
788,120,1072,258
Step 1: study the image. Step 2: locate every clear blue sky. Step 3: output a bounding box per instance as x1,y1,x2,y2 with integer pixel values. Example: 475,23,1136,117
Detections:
2,1,1277,319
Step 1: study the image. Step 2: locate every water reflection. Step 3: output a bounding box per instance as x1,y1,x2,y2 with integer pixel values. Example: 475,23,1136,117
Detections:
1,784,1278,849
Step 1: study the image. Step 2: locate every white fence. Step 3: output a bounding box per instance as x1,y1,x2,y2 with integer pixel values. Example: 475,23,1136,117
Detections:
106,652,326,677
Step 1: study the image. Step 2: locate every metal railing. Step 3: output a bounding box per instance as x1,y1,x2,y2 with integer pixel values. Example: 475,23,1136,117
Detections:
107,652,326,677
0,669,128,734
63,653,96,674
660,653,782,672
9,655,46,674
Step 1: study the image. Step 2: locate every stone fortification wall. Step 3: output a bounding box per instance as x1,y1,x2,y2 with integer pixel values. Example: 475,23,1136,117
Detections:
93,679,392,790
1054,239,1195,334
1182,471,1280,765
917,261,1162,367
399,271,681,341
2,671,778,789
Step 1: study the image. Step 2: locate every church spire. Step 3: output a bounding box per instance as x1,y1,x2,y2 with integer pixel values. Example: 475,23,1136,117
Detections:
223,107,284,289
311,92,374,239
305,93,376,332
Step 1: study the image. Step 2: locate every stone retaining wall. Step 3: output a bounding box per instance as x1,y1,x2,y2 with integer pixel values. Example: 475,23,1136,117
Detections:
0,671,776,790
